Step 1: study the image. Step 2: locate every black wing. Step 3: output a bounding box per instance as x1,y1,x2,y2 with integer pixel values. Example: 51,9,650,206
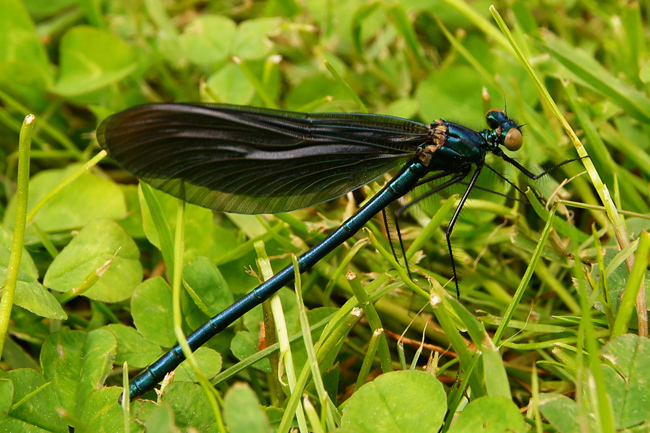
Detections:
97,103,431,214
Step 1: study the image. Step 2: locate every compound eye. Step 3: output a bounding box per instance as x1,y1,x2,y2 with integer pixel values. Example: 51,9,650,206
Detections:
504,128,523,151
485,108,504,129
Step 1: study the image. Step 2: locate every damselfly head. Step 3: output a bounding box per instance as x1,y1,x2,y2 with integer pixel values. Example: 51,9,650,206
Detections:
485,108,523,152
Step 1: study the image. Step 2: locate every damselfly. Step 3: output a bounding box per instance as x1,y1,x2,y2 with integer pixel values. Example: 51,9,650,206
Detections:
97,103,574,400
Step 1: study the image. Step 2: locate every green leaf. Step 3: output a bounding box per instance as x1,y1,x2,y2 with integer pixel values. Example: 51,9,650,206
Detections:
40,329,116,417
0,225,37,278
131,277,175,348
590,248,650,315
143,402,178,432
44,219,143,302
1,368,67,433
340,370,446,433
131,399,158,428
11,275,66,320
415,65,488,125
639,59,650,84
175,347,222,383
3,165,127,242
105,324,162,369
179,15,236,66
223,383,272,433
23,0,77,19
243,288,299,334
78,387,131,432
230,331,270,373
351,1,381,58
540,335,650,432
447,396,527,433
383,99,420,118
0,378,14,423
385,3,425,67
139,185,215,261
118,185,145,239
52,25,137,96
232,18,282,60
441,290,511,398
0,225,66,319
206,63,256,104
538,393,586,433
601,334,650,428
164,382,220,431
541,30,650,125
0,0,53,93
182,256,233,319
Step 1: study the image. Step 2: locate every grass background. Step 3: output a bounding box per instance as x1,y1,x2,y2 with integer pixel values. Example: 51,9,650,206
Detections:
0,0,649,432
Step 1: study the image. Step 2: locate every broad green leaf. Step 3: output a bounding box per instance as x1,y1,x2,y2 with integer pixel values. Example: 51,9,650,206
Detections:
40,329,116,417
206,224,240,261
230,307,330,374
0,225,37,278
601,334,650,428
129,399,157,426
118,185,145,239
182,256,233,320
0,225,66,319
540,335,650,432
105,324,162,369
165,382,220,431
340,370,446,433
131,277,175,348
175,347,222,383
223,383,272,433
231,331,270,373
383,99,420,118
448,396,526,433
415,65,488,126
78,388,136,432
139,184,215,261
0,368,67,433
0,378,13,423
52,25,137,96
226,214,267,239
44,219,143,302
206,63,256,104
143,402,178,432
284,73,351,111
3,165,127,242
538,393,586,433
10,275,66,320
0,0,53,94
23,0,77,18
179,15,236,66
232,18,282,60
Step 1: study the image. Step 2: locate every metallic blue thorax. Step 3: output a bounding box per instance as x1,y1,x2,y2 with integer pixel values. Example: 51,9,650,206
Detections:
426,120,488,171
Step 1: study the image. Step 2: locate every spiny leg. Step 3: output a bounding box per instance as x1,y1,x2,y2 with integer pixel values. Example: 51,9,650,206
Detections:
414,170,459,188
446,165,483,299
456,179,527,204
382,206,413,280
396,170,469,219
484,163,528,197
395,168,470,298
494,149,586,180
488,153,588,206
